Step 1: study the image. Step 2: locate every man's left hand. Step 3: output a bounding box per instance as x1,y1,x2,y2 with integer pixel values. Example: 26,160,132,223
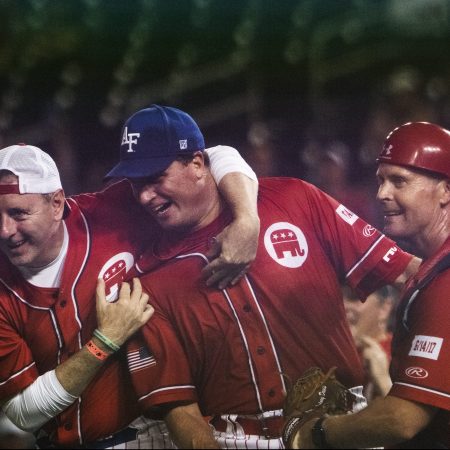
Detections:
202,215,260,289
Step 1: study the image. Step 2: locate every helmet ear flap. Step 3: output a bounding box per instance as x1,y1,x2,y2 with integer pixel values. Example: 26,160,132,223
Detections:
377,122,450,179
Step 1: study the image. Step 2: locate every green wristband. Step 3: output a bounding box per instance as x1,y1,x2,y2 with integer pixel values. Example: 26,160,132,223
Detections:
93,329,120,353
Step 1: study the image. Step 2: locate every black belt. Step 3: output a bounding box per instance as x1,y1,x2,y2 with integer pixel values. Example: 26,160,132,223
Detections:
36,427,138,449
85,427,138,449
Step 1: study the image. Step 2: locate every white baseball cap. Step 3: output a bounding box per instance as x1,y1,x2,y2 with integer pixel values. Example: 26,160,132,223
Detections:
0,144,62,194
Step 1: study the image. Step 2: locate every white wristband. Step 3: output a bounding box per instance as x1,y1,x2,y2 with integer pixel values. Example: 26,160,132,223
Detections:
205,145,258,185
2,370,78,432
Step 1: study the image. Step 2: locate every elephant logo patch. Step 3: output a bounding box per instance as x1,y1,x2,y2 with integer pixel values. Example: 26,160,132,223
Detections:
98,252,135,302
264,222,308,268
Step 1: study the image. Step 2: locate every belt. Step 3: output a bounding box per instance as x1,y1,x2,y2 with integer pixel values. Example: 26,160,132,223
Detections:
211,414,284,439
84,427,138,449
36,427,138,449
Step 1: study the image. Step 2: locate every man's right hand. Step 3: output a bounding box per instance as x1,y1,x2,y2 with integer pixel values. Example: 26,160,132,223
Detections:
96,278,154,347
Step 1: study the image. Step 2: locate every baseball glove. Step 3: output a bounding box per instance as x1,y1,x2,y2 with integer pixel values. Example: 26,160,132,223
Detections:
282,367,356,448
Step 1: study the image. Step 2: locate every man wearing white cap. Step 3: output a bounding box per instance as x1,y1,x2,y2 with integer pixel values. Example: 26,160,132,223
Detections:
0,140,260,448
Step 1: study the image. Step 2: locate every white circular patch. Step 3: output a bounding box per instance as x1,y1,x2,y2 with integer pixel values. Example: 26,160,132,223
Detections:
363,225,376,237
405,367,429,379
98,252,135,302
264,222,308,268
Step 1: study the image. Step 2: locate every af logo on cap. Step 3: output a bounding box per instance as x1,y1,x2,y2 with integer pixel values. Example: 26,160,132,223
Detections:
121,127,141,153
264,222,308,268
98,252,135,302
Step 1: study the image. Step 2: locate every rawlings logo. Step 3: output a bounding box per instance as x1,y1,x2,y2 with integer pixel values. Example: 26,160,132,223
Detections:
405,367,429,379
363,225,376,237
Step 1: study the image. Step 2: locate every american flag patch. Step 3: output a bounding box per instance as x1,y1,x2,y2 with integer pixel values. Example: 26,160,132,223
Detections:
127,347,156,373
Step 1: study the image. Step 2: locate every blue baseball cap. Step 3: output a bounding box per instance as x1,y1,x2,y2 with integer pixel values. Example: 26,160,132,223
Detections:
105,104,205,179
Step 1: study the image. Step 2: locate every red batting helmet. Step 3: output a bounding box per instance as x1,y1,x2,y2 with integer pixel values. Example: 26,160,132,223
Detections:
377,122,450,178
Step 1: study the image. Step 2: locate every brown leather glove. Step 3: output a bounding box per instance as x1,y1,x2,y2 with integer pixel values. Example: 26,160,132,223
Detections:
282,367,356,448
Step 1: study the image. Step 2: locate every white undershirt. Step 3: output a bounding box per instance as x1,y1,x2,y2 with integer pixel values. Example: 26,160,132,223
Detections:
18,222,69,288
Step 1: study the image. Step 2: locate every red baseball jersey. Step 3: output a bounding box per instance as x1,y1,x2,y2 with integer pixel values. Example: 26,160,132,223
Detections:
129,178,412,419
389,237,450,448
0,180,154,446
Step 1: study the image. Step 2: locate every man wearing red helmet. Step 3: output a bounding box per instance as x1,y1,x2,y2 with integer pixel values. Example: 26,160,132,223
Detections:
289,122,450,449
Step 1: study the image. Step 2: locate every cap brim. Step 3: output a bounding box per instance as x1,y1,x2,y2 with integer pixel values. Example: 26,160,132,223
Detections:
104,156,175,180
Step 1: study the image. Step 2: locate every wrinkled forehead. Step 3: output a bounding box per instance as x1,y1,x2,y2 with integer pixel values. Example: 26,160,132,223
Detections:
376,162,420,178
377,161,408,173
377,161,447,182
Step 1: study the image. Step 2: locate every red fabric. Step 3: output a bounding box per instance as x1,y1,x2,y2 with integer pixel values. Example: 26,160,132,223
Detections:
389,237,450,448
0,185,20,194
129,178,413,420
379,334,393,360
0,180,153,446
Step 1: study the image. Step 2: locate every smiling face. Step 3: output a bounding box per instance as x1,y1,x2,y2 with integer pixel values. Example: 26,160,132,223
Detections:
130,153,221,233
0,173,65,268
376,163,449,255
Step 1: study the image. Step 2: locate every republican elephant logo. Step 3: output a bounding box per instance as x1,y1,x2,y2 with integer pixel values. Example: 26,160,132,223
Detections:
264,222,308,268
98,252,135,302
271,228,305,259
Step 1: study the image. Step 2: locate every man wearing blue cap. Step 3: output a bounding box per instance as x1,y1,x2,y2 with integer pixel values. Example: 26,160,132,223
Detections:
104,105,420,448
107,104,260,288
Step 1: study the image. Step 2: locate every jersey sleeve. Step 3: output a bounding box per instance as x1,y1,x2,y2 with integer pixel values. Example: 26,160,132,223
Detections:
0,306,39,401
70,179,134,213
206,145,257,184
69,179,155,250
126,291,197,415
389,272,450,411
297,180,413,298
